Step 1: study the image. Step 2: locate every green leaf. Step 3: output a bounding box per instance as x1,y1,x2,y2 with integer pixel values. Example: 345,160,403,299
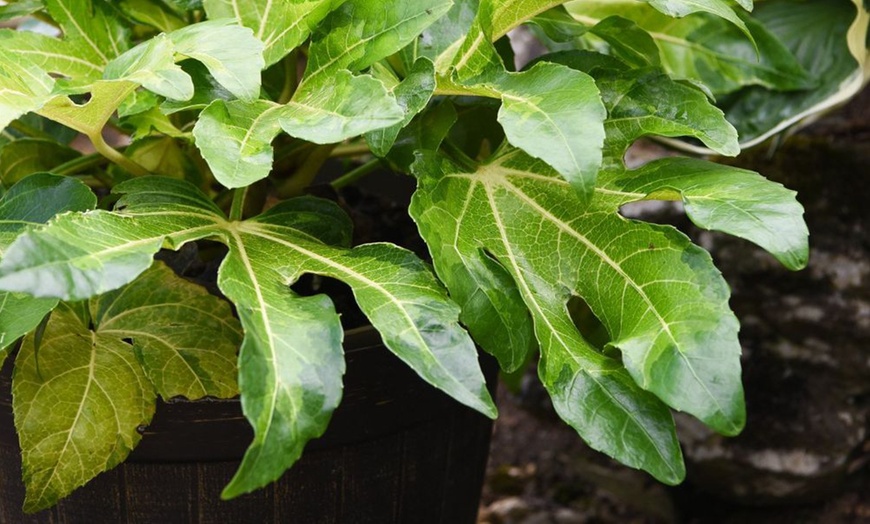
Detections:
494,61,606,201
202,0,342,67
193,99,283,189
0,0,44,21
0,176,496,498
642,0,752,38
281,70,404,144
565,1,814,96
602,157,809,270
364,58,437,157
490,0,569,38
541,51,739,158
43,0,131,65
0,173,95,352
301,0,453,83
0,138,80,187
0,177,224,300
117,0,187,32
91,261,241,399
13,304,155,512
169,19,265,101
0,51,55,132
104,33,193,101
411,151,690,482
716,0,867,148
159,60,234,114
0,29,103,81
124,136,198,181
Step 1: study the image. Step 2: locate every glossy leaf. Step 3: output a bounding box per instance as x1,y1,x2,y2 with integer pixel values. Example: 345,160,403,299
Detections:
13,304,156,512
104,33,193,101
0,176,496,498
202,0,341,66
301,0,453,83
716,0,868,148
0,174,95,353
565,1,814,95
540,51,739,158
494,61,606,201
91,262,241,400
365,58,437,157
411,151,689,482
193,99,283,189
169,19,265,102
641,0,752,37
281,70,404,145
601,158,808,270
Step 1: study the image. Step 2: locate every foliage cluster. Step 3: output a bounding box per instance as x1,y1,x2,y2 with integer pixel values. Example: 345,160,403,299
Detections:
0,0,865,512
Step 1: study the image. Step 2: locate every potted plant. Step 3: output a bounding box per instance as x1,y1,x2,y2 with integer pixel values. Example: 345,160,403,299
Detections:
0,0,862,520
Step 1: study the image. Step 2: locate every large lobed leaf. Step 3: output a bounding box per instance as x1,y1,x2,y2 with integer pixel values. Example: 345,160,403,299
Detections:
13,260,242,512
0,176,496,498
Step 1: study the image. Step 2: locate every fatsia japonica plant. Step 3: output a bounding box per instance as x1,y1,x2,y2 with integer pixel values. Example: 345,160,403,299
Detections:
3,0,857,513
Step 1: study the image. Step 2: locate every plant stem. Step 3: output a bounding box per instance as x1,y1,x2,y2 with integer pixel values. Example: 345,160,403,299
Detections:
441,140,478,171
277,51,298,105
331,159,381,190
229,187,248,221
89,132,150,177
53,153,108,176
277,144,336,198
330,142,371,158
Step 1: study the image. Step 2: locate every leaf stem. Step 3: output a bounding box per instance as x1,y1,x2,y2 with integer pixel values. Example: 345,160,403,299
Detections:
441,140,478,171
229,187,248,221
277,144,336,198
330,142,371,158
331,158,381,190
53,153,108,176
89,132,150,177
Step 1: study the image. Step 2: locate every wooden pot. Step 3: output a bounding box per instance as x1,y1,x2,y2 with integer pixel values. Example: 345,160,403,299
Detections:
0,327,497,523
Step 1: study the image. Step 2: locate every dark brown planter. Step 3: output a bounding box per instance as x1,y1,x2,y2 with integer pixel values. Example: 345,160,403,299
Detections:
0,327,497,523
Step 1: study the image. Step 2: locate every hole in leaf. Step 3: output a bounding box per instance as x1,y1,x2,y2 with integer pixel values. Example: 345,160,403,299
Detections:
566,295,613,355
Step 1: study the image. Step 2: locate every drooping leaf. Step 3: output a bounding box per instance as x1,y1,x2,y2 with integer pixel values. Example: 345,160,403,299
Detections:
202,0,342,67
13,304,156,512
411,151,689,483
193,99,283,188
0,138,80,187
169,19,265,101
641,0,753,38
159,60,234,114
91,261,241,400
565,1,814,96
0,173,95,353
